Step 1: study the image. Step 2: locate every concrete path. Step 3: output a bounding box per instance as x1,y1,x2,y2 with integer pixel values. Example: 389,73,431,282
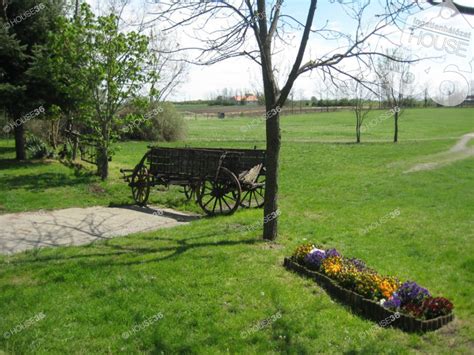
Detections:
0,205,199,255
405,132,474,173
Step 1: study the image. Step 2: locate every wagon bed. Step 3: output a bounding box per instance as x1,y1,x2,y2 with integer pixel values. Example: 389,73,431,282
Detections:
121,146,266,216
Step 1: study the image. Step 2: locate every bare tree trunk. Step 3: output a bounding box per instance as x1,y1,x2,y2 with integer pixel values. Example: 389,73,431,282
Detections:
97,146,108,180
72,137,78,160
13,119,26,160
394,111,399,143
263,109,281,241
97,120,109,180
74,0,80,20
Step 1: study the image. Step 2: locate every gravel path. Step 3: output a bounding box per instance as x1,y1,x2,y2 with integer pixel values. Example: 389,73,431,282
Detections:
0,205,199,255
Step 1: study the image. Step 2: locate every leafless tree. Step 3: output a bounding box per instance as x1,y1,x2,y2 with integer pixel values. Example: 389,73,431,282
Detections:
147,0,420,240
376,50,414,143
148,31,188,102
340,78,374,143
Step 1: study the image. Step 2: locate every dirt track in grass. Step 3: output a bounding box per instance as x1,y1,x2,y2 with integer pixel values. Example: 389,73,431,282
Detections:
405,133,474,173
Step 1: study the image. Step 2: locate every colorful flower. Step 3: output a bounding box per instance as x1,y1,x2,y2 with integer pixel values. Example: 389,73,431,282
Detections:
325,248,341,258
304,249,326,270
292,243,315,263
289,243,454,320
321,256,343,278
354,271,383,299
397,281,431,306
383,294,402,310
346,257,366,271
422,297,453,319
378,276,401,299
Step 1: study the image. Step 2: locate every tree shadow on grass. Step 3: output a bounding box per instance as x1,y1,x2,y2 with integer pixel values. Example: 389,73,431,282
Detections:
5,234,260,269
109,204,201,223
0,158,55,170
0,146,15,156
0,171,96,191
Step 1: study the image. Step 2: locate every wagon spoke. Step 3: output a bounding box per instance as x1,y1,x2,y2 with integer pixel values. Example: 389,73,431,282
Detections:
203,196,216,208
212,196,218,213
222,196,232,210
241,190,251,203
218,197,223,212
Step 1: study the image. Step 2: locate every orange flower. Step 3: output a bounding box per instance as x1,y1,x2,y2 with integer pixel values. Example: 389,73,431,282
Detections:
378,277,400,298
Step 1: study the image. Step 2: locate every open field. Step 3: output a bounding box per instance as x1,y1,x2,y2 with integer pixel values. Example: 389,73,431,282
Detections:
176,102,349,118
0,108,473,353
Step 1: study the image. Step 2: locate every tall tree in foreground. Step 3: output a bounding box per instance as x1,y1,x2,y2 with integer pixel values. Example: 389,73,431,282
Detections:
150,0,418,240
0,0,61,160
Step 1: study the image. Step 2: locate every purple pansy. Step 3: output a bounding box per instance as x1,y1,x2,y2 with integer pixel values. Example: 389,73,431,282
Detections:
325,248,341,258
396,281,431,306
346,257,366,271
383,293,402,309
304,250,326,270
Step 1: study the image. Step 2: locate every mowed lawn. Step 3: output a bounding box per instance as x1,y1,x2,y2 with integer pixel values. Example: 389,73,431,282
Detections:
0,108,473,353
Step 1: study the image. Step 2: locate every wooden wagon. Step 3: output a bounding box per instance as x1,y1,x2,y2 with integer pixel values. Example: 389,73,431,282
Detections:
120,146,266,216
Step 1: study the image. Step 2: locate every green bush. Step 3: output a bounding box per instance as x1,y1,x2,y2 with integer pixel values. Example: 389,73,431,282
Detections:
121,102,186,142
25,133,53,159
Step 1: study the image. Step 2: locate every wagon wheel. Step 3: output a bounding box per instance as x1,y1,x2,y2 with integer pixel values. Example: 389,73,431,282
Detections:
183,183,199,201
240,174,265,209
131,164,150,206
197,168,241,216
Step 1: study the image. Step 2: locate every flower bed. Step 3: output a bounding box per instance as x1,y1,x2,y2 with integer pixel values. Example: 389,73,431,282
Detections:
284,243,454,332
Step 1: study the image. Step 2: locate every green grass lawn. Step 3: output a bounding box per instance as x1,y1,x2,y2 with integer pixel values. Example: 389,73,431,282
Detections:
0,108,473,353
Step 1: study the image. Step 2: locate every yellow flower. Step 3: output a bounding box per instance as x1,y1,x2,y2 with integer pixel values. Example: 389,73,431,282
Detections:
322,257,343,278
292,243,315,263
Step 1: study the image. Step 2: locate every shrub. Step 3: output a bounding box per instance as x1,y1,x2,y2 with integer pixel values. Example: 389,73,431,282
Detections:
25,134,53,159
121,102,187,142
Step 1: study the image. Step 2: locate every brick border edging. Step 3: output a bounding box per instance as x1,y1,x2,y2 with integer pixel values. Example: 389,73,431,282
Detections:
283,258,454,333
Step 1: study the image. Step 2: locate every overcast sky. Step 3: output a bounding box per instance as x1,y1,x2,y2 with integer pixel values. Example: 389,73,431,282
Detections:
86,0,474,102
